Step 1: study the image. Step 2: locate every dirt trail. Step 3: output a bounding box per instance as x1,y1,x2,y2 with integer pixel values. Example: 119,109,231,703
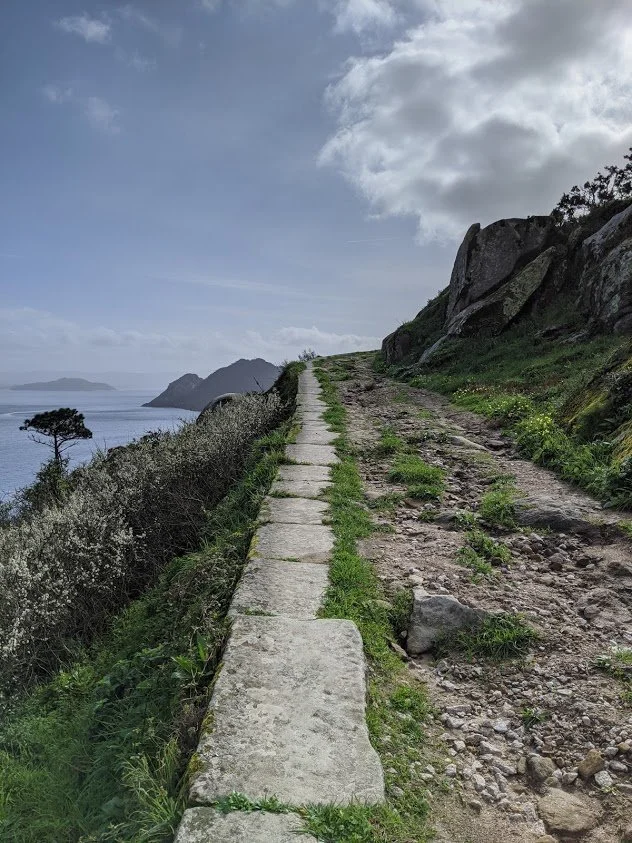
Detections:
331,355,632,843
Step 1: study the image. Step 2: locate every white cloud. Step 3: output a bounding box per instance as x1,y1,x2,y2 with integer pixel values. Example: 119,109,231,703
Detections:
56,14,111,43
42,84,73,104
199,0,223,11
43,87,120,133
320,0,632,240
84,97,120,133
118,6,183,48
246,325,380,358
327,0,398,34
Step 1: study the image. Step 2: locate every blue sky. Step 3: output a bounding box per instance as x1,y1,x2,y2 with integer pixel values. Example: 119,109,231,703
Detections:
2,0,632,384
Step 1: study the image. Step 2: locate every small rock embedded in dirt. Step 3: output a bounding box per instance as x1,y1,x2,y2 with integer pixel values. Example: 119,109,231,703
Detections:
593,769,613,789
577,748,605,779
537,790,602,835
527,754,557,783
406,588,487,655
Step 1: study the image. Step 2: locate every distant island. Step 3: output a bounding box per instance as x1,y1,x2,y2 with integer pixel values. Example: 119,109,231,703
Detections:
144,358,280,410
11,377,116,392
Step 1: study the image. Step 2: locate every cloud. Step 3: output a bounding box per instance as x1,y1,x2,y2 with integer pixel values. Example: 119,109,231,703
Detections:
246,325,380,357
83,97,121,133
327,0,398,34
55,14,111,43
320,0,632,240
42,84,73,104
118,5,183,48
43,87,121,134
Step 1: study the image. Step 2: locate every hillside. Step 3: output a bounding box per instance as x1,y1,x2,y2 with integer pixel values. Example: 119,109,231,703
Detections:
144,358,280,410
10,377,116,391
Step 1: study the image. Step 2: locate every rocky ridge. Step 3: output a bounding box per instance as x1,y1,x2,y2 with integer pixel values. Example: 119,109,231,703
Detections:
383,201,632,366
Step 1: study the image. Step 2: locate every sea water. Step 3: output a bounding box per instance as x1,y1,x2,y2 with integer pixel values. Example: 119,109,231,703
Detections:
0,389,197,501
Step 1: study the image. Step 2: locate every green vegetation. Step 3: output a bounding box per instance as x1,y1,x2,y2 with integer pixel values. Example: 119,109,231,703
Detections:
367,492,405,513
457,529,510,577
376,427,405,456
521,707,549,729
0,380,298,840
595,646,632,708
393,327,632,509
478,479,519,528
310,365,433,842
388,455,445,500
439,613,538,661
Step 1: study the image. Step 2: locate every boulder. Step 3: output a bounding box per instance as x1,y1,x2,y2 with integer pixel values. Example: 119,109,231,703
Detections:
406,588,487,655
446,246,561,338
537,790,602,835
581,237,632,333
577,748,605,779
447,216,554,319
514,496,602,538
382,328,412,365
582,202,632,261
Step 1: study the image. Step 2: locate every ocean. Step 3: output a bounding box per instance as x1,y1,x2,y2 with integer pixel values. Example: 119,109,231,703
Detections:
0,389,198,501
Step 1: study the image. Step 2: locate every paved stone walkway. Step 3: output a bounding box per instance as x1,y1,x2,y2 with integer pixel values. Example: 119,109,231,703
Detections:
176,364,385,842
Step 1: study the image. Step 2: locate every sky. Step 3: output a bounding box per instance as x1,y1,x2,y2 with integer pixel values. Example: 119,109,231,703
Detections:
2,0,632,385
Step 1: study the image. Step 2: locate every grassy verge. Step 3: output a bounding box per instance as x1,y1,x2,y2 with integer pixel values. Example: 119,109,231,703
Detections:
0,425,291,842
386,329,632,508
303,364,433,843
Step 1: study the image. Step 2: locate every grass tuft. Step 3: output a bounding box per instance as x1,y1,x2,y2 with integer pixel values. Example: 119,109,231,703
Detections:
439,613,538,660
388,456,445,500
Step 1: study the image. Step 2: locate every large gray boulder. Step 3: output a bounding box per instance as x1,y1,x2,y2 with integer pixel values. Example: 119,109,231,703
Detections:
446,246,561,338
581,237,632,333
406,588,487,655
447,216,554,320
382,328,412,365
582,202,632,261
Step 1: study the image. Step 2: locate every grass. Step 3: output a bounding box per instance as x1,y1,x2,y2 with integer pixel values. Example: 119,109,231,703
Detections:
463,528,511,566
390,326,632,509
388,455,445,501
521,707,549,729
308,364,433,843
595,646,632,709
439,613,538,661
367,492,405,513
0,425,292,842
375,427,405,456
478,479,519,528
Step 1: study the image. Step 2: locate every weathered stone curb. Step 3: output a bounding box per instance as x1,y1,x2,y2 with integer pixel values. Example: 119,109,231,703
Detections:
175,363,385,841
189,616,385,806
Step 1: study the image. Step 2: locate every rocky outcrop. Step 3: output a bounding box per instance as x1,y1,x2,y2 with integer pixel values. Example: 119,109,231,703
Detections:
447,216,554,320
446,246,561,339
581,237,632,333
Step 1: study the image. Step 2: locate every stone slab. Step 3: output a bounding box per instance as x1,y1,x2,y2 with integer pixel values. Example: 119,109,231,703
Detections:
296,427,337,445
253,523,333,563
278,465,331,482
286,444,339,466
189,616,385,806
229,558,328,619
175,808,316,843
260,496,329,525
296,395,323,408
295,411,327,423
270,479,331,499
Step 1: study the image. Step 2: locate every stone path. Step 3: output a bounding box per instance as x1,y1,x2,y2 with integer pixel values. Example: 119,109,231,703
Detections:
176,364,384,842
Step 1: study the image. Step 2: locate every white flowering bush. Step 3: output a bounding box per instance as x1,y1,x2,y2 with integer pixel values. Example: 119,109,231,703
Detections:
0,393,283,693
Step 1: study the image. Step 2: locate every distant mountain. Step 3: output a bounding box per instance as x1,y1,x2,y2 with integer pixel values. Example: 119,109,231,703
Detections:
144,359,280,410
11,377,116,392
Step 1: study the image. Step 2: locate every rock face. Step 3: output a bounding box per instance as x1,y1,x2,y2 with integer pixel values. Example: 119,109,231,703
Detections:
380,200,632,364
406,588,487,655
537,790,602,835
446,246,561,338
144,358,280,410
447,216,554,320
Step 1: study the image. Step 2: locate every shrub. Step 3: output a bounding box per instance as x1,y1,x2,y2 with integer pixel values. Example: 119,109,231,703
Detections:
0,394,284,695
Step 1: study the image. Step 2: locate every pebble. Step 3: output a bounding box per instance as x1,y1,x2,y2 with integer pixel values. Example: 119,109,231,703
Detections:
445,764,458,777
594,769,613,789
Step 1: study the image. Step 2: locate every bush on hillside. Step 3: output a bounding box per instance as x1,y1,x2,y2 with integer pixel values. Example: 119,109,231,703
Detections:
0,393,283,696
